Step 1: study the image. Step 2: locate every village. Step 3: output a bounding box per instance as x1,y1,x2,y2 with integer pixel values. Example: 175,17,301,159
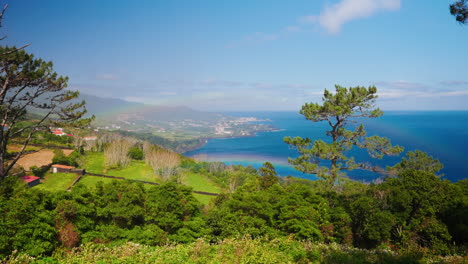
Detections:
91,113,275,139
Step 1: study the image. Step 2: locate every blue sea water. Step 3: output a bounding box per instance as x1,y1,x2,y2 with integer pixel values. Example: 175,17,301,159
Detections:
184,111,468,182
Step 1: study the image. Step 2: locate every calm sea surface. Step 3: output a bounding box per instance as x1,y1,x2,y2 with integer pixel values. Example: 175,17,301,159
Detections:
184,111,468,182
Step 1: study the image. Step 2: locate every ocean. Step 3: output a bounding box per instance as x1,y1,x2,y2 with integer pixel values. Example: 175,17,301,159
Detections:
183,111,468,182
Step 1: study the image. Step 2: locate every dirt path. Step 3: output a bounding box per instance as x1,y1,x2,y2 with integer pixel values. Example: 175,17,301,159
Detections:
16,149,73,170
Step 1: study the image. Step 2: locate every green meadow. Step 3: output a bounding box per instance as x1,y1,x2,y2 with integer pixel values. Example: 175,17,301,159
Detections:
76,152,220,204
36,172,77,191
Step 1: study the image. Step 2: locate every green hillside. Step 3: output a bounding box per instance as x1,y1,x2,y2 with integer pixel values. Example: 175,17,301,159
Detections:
36,150,222,205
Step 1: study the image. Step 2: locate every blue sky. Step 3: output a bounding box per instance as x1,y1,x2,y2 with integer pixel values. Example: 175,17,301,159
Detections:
4,0,468,111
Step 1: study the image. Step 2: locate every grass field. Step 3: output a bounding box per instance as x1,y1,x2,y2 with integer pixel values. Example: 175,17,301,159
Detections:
183,173,220,205
106,161,159,182
192,193,215,205
77,175,116,187
80,152,221,204
183,173,220,193
82,152,160,182
81,152,105,173
37,172,77,191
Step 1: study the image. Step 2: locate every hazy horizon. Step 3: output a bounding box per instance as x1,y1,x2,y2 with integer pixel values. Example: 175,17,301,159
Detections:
4,0,468,111
84,92,468,113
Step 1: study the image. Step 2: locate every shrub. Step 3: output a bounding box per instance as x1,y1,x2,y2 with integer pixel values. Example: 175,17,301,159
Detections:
128,146,143,160
30,165,49,177
52,149,78,167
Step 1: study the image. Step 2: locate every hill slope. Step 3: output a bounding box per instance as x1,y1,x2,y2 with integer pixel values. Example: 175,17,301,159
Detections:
79,93,275,140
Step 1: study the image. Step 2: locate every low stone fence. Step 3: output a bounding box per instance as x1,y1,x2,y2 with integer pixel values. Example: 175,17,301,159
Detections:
84,172,218,196
193,190,219,196
67,175,83,191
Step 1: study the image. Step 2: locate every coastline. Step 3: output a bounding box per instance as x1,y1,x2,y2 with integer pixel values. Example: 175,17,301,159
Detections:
181,127,281,154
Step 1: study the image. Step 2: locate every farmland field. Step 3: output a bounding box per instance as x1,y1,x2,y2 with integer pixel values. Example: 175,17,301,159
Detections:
37,172,77,191
16,149,73,170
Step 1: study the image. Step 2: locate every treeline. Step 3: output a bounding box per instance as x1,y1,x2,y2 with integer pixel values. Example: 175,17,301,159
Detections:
74,134,183,181
0,179,203,257
207,170,467,254
0,165,467,259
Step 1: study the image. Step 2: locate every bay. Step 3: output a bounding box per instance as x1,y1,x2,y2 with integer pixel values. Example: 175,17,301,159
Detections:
184,111,468,182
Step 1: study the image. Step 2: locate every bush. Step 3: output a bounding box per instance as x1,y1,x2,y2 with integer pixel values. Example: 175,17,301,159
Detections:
30,165,49,177
52,149,68,165
128,146,143,160
52,149,78,167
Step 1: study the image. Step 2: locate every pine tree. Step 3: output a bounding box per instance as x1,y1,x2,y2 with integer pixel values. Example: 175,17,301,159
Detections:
285,85,403,189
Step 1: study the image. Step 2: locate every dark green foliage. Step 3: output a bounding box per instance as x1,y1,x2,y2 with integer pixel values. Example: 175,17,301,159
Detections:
128,146,143,160
74,181,203,246
52,149,68,165
52,149,78,166
0,178,208,257
276,185,329,241
377,170,454,254
30,165,49,177
258,162,279,189
94,181,146,228
180,158,197,168
0,180,57,257
207,183,340,242
339,166,465,254
350,196,395,248
31,132,73,146
329,206,353,244
125,225,168,246
0,156,465,258
442,179,468,245
170,216,210,243
145,183,201,233
451,0,468,23
388,150,444,177
285,85,403,189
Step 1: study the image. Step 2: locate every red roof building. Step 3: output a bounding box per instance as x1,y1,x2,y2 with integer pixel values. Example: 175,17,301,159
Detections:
52,164,76,173
52,129,65,136
52,164,75,169
20,175,40,187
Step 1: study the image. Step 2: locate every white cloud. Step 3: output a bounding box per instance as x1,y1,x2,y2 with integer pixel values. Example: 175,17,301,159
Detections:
313,0,401,34
428,90,468,97
378,87,468,100
227,0,401,48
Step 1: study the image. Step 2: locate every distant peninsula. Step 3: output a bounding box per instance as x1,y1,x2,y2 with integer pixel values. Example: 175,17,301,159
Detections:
80,94,277,152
